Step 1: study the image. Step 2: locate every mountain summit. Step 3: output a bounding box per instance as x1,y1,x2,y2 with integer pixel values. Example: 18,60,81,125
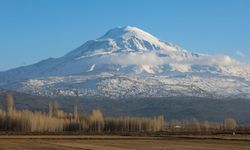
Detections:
97,26,179,51
0,26,249,99
100,26,159,41
66,26,183,59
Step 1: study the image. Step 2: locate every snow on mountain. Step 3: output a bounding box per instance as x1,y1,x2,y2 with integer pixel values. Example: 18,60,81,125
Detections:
87,64,96,72
0,26,250,99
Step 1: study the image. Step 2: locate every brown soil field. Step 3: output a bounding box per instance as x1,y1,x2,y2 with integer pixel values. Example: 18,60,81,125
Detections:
0,135,250,150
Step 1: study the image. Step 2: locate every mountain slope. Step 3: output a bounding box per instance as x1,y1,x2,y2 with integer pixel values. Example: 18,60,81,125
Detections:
0,26,249,99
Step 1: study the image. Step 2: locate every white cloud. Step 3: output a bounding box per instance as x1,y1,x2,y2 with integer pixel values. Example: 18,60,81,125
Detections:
93,50,250,78
236,50,246,58
98,51,239,67
102,52,164,66
190,55,236,66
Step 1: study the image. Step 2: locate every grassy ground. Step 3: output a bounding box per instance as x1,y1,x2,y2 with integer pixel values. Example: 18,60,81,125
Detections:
0,135,250,150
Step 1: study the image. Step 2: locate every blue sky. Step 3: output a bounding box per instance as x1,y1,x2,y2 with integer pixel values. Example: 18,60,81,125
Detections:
0,0,249,71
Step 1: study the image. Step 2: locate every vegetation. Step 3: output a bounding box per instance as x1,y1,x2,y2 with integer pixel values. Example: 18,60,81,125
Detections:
0,94,165,133
0,94,250,134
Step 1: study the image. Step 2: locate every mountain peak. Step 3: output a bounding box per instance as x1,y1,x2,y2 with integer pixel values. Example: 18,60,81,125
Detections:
66,26,183,58
95,25,182,52
1,26,250,99
99,26,160,42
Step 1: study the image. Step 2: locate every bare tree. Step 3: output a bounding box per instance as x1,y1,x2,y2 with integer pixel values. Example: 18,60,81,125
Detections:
89,109,104,132
223,118,237,130
203,120,210,131
74,104,78,120
6,94,14,114
48,101,53,117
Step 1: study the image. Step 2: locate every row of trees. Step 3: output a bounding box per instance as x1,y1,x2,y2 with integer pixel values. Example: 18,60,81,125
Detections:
167,118,238,132
1,94,248,133
0,95,165,132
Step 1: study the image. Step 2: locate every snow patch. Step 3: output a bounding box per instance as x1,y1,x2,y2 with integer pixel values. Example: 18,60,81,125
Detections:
141,64,155,74
87,64,96,72
170,63,191,72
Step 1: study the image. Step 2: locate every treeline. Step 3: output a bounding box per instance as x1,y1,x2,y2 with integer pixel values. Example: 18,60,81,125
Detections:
0,95,165,132
167,118,240,133
1,94,250,134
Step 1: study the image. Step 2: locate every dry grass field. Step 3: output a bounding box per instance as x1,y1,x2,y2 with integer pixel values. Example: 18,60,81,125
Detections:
0,135,250,150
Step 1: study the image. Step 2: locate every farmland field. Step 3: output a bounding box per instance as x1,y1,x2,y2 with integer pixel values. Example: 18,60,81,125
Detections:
0,135,250,150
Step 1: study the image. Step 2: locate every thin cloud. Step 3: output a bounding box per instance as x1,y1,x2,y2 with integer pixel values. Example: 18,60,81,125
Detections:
236,50,246,58
98,51,238,67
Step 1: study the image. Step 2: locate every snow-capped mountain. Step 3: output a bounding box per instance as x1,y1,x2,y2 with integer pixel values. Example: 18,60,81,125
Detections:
0,26,250,99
